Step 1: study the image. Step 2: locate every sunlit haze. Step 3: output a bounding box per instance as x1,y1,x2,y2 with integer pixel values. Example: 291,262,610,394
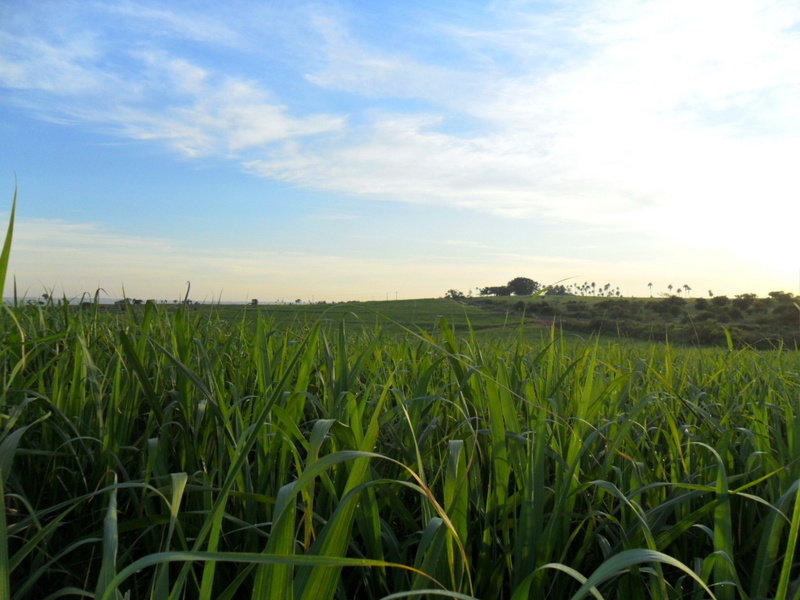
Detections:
1,1,799,302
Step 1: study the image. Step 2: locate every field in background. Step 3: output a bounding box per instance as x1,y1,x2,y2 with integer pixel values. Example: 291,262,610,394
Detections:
2,299,800,599
134,291,800,349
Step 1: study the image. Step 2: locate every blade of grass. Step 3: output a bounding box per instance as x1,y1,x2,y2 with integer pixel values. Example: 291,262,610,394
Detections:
0,472,10,600
775,479,800,600
94,486,120,600
0,185,16,302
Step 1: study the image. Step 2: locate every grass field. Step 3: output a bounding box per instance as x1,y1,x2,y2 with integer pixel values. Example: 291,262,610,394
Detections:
219,298,522,332
2,298,800,599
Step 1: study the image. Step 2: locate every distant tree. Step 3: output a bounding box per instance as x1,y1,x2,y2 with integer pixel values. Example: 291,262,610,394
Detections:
648,282,653,297
295,299,301,304
251,299,259,306
544,284,571,296
507,277,539,296
667,284,673,295
683,284,691,297
708,290,713,298
732,294,754,311
481,285,512,296
445,289,465,300
768,291,794,302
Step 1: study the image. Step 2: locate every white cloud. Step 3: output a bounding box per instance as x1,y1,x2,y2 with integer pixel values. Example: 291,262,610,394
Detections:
0,3,345,157
243,0,800,252
99,77,346,156
108,2,236,41
0,31,109,95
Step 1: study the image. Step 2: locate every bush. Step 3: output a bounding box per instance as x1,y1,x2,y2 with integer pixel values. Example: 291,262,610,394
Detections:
529,300,555,315
696,310,717,322
732,295,755,311
711,296,729,306
769,303,799,326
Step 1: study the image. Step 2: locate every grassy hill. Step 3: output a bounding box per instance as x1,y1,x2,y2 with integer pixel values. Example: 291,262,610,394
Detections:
118,290,800,348
463,291,800,348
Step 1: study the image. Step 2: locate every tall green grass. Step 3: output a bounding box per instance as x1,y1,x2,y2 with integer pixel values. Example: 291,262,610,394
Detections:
2,194,800,599
2,301,800,599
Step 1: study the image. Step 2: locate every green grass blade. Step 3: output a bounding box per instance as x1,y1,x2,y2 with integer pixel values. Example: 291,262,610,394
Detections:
94,487,120,600
775,480,800,600
0,473,10,600
378,592,479,600
0,426,30,488
293,376,394,600
0,186,16,302
103,551,436,600
564,549,717,600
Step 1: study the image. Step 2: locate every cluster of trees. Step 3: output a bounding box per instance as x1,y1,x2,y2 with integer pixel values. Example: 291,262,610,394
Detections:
469,278,623,298
648,283,694,297
478,277,541,297
445,278,538,299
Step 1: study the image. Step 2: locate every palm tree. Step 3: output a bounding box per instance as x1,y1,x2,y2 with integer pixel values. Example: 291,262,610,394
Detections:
683,284,691,297
668,284,673,295
648,282,653,297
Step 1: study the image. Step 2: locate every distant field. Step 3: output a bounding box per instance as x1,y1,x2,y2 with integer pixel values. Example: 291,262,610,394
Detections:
155,291,800,348
139,297,545,334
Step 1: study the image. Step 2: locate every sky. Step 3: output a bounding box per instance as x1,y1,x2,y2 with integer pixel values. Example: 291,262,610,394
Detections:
1,0,799,303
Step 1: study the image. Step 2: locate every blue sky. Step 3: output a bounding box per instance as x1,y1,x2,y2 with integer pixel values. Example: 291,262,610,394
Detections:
1,0,799,302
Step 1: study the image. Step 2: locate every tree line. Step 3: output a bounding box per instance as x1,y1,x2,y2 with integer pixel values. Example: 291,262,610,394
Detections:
446,277,622,299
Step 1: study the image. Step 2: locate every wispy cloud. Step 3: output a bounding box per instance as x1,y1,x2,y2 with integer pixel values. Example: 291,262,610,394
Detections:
0,30,109,95
97,1,242,46
0,2,345,157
